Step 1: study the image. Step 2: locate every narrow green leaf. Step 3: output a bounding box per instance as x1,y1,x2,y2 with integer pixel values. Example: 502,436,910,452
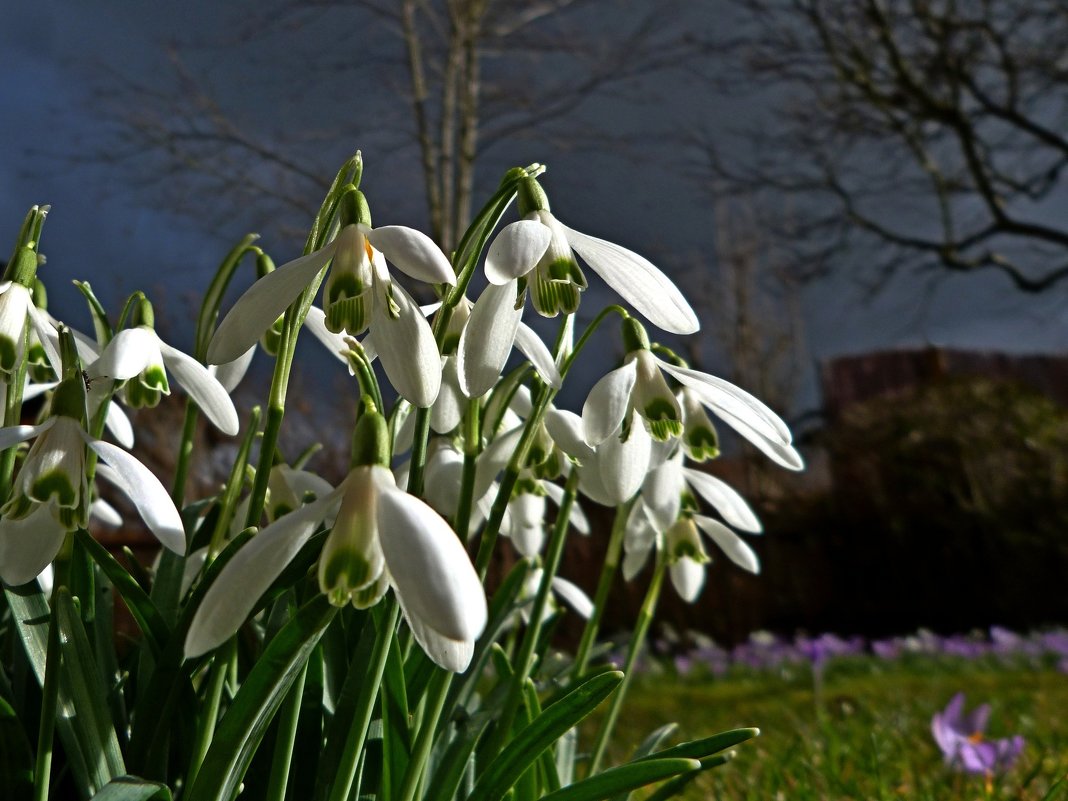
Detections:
539,758,702,801
423,712,493,801
606,722,680,801
634,727,758,763
54,589,127,784
90,775,173,800
641,754,731,801
75,529,170,658
0,695,33,801
468,671,623,801
185,595,338,801
73,280,114,345
5,584,125,795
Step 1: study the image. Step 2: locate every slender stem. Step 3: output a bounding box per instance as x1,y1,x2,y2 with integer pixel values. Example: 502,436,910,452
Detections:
489,467,579,758
327,602,400,801
31,599,60,801
396,669,451,801
185,640,234,789
573,500,632,677
452,398,481,540
0,324,30,501
265,660,309,801
588,556,666,775
171,400,200,507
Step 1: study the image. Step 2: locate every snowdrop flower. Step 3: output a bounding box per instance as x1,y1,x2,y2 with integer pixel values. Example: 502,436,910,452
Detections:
482,177,699,335
0,248,60,380
456,280,562,398
185,410,487,673
0,370,185,586
502,475,590,558
517,566,593,624
207,193,454,407
90,318,239,436
582,320,802,471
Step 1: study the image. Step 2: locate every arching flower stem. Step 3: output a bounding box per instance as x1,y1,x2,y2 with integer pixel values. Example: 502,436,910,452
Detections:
487,466,581,762
407,163,544,498
573,498,634,677
588,552,667,775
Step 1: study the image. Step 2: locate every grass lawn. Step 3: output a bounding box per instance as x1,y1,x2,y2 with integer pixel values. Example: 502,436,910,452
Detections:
599,659,1068,800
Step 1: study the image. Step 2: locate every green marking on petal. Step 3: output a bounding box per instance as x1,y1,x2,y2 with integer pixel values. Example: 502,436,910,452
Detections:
685,427,720,461
319,547,375,605
30,469,77,507
0,335,19,374
325,292,372,335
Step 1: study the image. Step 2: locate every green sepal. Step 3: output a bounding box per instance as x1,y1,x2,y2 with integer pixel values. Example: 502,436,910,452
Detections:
621,317,650,353
4,246,38,288
338,188,372,229
517,177,550,216
350,410,390,468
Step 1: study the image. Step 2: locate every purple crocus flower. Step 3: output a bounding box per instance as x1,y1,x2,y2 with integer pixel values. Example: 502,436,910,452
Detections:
932,693,1025,775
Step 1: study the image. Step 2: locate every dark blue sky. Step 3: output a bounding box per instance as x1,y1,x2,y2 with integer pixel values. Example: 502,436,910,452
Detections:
4,2,1066,414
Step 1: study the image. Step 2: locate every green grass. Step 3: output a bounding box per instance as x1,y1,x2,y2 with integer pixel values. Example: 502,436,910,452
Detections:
595,660,1068,800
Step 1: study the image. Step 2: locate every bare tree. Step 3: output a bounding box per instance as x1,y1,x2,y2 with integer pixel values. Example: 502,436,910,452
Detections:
698,0,1068,294
83,0,701,251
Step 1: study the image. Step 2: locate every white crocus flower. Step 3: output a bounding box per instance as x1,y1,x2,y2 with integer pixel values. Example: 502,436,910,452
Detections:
484,210,700,335
208,223,453,408
185,463,487,673
0,408,185,586
89,326,239,436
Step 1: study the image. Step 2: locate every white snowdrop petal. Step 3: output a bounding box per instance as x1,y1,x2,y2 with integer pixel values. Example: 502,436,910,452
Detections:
561,223,699,335
372,279,442,408
474,424,523,499
622,546,652,582
104,401,135,448
485,220,553,285
159,341,240,436
27,303,62,376
642,456,684,531
21,380,58,401
582,361,638,446
597,412,652,505
458,280,521,398
551,576,594,619
211,346,256,393
364,225,455,285
695,515,760,573
303,306,352,369
89,496,123,528
0,505,67,586
670,558,706,603
0,419,55,450
712,404,804,471
371,279,442,407
514,322,562,389
88,327,160,381
396,592,474,673
208,243,336,365
377,486,487,642
183,489,342,658
545,408,594,463
431,356,465,433
84,436,187,554
658,360,792,444
511,525,545,558
682,468,762,532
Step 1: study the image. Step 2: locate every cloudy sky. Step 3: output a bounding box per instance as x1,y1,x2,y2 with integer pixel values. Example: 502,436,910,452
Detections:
4,1,1066,414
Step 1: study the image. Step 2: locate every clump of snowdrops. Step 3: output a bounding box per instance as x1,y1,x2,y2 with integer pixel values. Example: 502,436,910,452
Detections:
0,154,801,801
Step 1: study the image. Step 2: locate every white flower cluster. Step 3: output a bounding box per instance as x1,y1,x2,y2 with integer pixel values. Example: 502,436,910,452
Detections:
0,166,802,676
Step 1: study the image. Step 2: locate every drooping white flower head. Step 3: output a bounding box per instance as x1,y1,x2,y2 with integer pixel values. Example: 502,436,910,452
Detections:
90,324,239,436
481,177,700,335
185,411,487,673
0,373,185,586
207,193,454,408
